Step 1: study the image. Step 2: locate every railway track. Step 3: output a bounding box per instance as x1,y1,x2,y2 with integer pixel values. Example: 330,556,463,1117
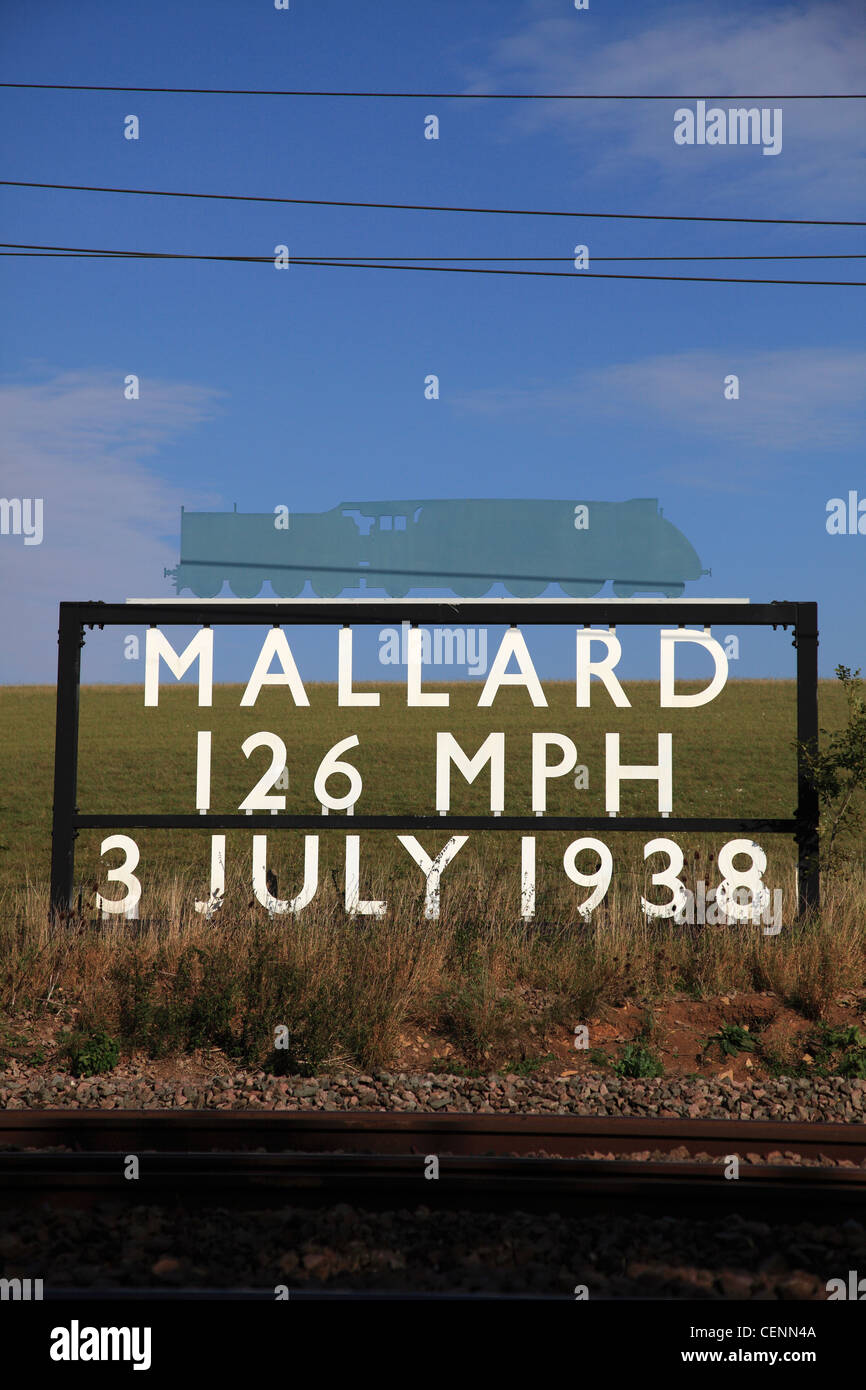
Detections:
2,1111,864,1303
2,1111,865,1218
2,1108,866,1158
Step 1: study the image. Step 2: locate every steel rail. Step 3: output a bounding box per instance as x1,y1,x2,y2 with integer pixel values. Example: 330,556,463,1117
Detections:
3,1114,864,1224
2,1110,864,1159
2,1153,864,1220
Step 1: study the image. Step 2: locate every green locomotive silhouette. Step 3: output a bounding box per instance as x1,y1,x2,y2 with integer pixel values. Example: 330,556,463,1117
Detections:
166,499,705,598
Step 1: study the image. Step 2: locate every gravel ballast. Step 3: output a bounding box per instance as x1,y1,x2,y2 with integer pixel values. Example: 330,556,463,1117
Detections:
3,1066,864,1299
0,1202,863,1299
0,1065,863,1121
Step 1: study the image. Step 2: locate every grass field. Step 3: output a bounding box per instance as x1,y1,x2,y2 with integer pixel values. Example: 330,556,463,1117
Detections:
0,678,863,1079
0,678,846,897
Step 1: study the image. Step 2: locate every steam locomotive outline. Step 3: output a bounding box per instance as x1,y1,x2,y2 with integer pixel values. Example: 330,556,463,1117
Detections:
165,498,706,599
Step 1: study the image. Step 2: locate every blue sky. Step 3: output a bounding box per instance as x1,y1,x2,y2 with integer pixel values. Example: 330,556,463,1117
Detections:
0,0,864,684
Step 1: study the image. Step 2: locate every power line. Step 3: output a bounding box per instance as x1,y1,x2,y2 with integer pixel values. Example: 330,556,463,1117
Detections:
1,246,862,263
2,179,863,227
1,82,863,99
2,243,862,285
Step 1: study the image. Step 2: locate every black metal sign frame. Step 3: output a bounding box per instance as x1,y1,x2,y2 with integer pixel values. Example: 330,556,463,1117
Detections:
49,599,819,917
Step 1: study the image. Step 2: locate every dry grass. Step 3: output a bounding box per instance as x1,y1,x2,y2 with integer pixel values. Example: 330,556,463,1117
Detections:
2,859,864,1074
0,678,863,1073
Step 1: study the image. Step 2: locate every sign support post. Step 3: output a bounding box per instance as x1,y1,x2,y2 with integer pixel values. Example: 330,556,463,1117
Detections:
50,605,84,916
794,601,820,914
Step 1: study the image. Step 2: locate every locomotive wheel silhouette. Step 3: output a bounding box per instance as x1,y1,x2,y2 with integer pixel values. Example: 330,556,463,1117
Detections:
452,578,491,597
270,572,305,598
381,572,413,597
188,568,224,598
312,573,355,598
229,573,266,598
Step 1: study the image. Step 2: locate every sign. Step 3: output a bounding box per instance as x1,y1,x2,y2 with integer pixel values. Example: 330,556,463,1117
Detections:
49,599,819,922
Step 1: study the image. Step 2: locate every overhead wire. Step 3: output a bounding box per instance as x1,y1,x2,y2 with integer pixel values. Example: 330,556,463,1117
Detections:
1,249,862,262
1,82,863,99
2,180,863,227
1,242,862,285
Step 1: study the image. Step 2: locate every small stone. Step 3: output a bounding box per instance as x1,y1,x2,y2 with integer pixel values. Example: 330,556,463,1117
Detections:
717,1271,754,1298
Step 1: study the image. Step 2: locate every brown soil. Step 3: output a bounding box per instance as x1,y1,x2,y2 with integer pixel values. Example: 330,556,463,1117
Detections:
387,989,864,1083
3,989,864,1086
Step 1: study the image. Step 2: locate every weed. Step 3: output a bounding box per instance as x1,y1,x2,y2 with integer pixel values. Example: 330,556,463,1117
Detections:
501,1052,554,1077
703,1023,758,1058
587,1047,611,1068
59,1028,120,1077
432,950,523,1067
804,1022,866,1078
612,1042,664,1078
429,1057,483,1078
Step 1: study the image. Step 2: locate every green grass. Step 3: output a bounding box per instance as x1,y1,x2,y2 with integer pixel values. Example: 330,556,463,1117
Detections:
0,678,849,902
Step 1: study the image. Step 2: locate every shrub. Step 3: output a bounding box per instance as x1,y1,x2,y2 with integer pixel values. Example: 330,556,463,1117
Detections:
798,666,866,867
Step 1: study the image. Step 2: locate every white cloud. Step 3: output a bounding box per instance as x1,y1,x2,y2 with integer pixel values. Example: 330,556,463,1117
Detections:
463,3,866,208
0,369,222,682
454,347,866,454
